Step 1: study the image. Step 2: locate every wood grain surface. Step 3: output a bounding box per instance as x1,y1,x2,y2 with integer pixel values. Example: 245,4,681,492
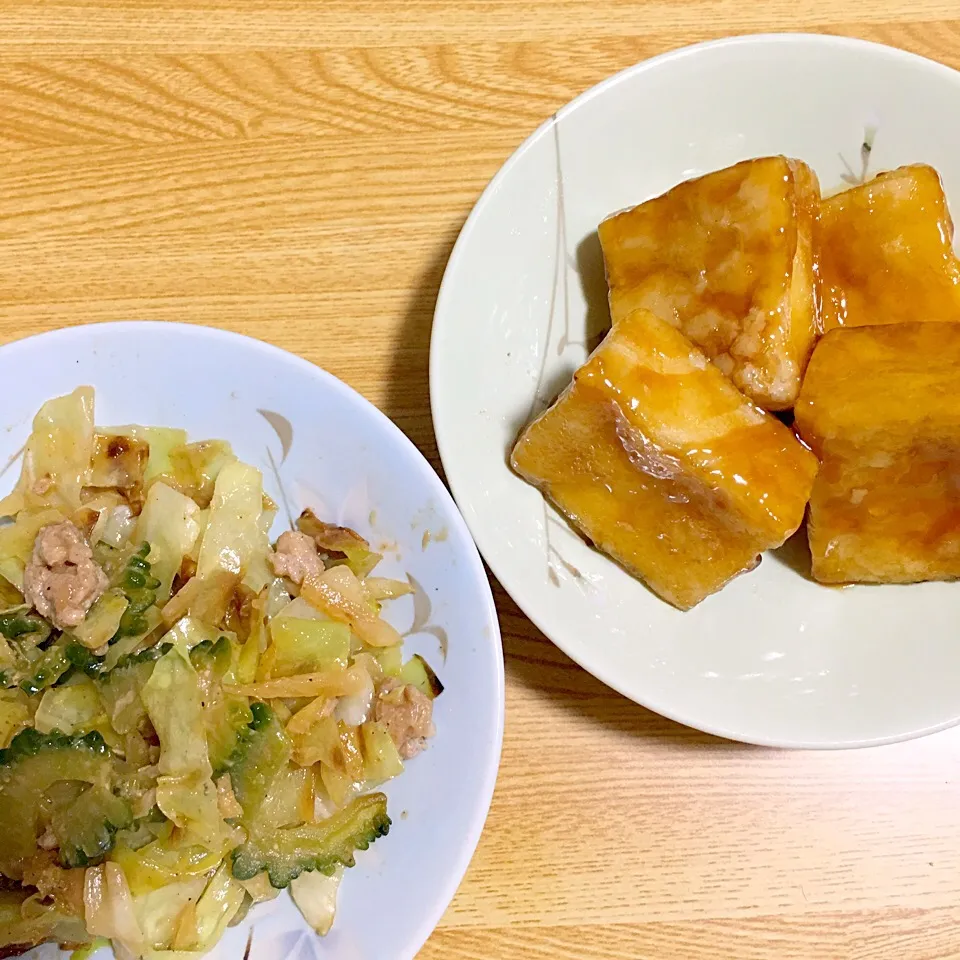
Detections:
2,3,960,958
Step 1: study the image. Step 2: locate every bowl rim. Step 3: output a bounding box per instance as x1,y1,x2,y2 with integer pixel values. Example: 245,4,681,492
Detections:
429,32,960,749
0,319,506,955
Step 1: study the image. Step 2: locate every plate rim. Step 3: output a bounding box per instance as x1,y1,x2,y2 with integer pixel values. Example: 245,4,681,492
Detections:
429,32,960,750
0,319,506,957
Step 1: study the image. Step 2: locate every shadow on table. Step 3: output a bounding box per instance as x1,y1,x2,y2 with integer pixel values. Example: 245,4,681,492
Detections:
771,525,813,579
379,221,465,477
493,578,754,750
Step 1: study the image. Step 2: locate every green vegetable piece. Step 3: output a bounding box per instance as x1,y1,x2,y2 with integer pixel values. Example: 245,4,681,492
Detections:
65,638,151,682
112,641,173,672
229,703,292,823
19,640,72,695
52,782,133,867
112,542,161,640
397,654,444,699
0,726,110,764
67,636,173,684
230,792,390,888
206,696,254,776
189,635,233,677
0,729,125,877
250,700,272,729
0,609,50,641
65,640,104,676
113,810,167,853
190,638,254,775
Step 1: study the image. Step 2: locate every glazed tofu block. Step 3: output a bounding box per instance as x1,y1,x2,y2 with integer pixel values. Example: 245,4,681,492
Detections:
795,323,960,584
820,164,960,331
598,157,820,411
511,308,818,610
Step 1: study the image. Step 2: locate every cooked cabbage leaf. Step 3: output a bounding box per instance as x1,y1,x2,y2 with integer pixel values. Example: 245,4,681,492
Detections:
0,386,94,516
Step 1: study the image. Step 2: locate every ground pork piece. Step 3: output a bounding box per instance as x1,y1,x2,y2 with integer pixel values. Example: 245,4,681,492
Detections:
268,530,323,585
22,520,108,630
374,678,436,759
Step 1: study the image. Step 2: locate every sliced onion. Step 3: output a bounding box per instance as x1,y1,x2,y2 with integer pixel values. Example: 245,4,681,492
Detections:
334,669,375,726
302,567,402,648
363,576,414,601
84,862,144,955
228,664,368,699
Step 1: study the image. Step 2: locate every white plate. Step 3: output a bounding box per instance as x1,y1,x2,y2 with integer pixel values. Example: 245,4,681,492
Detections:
430,34,960,749
2,322,503,960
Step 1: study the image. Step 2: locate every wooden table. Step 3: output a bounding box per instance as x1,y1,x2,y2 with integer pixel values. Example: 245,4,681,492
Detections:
2,4,960,958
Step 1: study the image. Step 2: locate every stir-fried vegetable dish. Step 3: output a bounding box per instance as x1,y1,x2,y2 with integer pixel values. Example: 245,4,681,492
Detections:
0,388,441,958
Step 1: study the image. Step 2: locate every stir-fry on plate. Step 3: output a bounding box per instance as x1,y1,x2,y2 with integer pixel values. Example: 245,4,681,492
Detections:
0,387,442,958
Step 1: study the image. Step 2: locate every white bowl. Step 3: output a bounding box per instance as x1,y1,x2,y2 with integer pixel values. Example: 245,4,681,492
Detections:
2,321,503,960
431,34,960,749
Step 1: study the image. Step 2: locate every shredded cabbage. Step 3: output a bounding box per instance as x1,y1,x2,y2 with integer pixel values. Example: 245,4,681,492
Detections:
91,503,137,549
241,498,276,595
131,875,208,951
137,483,202,601
170,862,244,951
154,774,225,851
290,867,343,935
168,440,236,507
0,386,94,516
114,833,224,898
142,648,212,779
103,426,188,484
34,679,104,734
73,589,130,650
89,433,149,491
196,462,262,579
0,690,30,746
265,618,351,677
160,616,221,657
84,861,144,956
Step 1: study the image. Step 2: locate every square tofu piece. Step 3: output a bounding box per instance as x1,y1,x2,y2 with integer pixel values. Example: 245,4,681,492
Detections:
820,164,960,331
795,323,960,584
511,308,818,610
598,157,820,411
